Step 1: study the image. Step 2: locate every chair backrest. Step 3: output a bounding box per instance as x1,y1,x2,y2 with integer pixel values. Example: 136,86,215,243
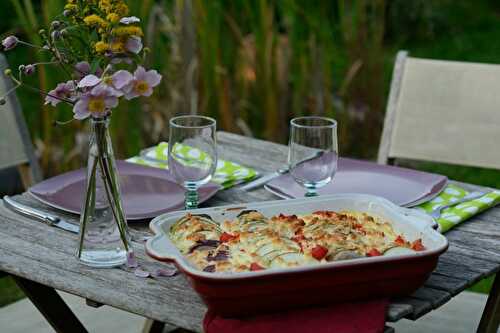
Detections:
0,53,41,187
378,51,500,170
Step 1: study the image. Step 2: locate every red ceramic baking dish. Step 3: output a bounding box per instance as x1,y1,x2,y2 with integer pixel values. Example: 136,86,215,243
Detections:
146,194,448,317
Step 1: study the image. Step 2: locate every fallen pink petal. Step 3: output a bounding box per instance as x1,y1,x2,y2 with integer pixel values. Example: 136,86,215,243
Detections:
126,251,139,268
151,266,178,278
134,267,150,278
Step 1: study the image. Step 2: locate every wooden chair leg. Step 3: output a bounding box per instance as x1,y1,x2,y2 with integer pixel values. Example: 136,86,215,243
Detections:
477,274,500,333
12,275,88,333
142,319,165,333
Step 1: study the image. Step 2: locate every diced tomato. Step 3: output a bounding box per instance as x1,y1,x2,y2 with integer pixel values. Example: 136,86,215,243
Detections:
311,245,328,260
219,232,238,243
411,239,425,251
395,235,406,246
367,248,382,257
353,223,363,230
250,262,264,271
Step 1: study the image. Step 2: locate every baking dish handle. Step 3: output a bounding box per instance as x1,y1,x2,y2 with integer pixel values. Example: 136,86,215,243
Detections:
397,206,439,231
145,232,184,263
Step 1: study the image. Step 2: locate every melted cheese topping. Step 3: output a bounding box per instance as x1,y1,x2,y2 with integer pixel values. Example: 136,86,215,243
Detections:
169,210,424,273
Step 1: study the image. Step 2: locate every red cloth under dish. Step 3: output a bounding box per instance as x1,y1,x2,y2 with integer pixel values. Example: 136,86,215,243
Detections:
203,299,388,333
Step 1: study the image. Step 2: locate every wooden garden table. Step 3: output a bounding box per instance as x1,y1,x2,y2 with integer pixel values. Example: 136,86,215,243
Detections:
0,132,499,333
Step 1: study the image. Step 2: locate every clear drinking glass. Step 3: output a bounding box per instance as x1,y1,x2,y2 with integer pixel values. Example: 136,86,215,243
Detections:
288,116,338,197
168,115,217,209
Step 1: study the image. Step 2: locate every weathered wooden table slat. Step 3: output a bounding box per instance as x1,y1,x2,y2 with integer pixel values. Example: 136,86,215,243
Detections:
0,131,499,332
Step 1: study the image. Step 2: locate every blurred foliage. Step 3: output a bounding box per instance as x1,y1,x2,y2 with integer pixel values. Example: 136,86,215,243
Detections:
2,0,389,175
0,277,24,307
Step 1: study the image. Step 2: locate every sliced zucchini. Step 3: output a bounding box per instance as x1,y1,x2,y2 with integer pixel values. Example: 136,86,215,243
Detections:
255,242,275,256
269,251,304,267
327,250,362,262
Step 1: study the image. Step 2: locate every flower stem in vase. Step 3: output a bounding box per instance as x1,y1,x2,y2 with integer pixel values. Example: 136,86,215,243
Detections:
77,156,98,258
76,117,130,267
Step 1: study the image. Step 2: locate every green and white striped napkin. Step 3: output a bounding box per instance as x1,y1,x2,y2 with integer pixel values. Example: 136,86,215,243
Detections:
416,184,500,233
127,142,258,189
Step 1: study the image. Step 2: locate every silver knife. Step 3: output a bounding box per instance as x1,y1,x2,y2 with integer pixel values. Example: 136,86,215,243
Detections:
3,196,80,234
240,167,289,191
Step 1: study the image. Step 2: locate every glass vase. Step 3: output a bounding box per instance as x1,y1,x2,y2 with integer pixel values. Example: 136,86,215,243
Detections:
76,116,131,268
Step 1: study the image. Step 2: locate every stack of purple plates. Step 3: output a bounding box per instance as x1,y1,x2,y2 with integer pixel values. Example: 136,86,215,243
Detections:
29,161,221,220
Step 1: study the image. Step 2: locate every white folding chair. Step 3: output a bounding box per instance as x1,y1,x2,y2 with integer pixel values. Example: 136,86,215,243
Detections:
378,50,500,333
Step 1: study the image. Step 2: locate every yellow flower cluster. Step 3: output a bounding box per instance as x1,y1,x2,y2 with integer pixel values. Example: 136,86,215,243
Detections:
94,41,110,53
64,0,78,13
112,26,143,37
83,14,108,28
106,13,120,23
97,0,129,17
65,0,143,54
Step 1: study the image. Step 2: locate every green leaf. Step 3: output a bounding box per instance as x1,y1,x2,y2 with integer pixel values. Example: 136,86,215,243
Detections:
90,58,100,74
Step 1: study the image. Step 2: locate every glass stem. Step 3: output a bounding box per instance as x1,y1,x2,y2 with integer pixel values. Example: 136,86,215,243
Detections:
305,187,318,197
185,187,199,209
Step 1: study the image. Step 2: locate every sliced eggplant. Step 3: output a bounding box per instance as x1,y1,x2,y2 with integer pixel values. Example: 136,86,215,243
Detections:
188,239,221,253
207,250,229,262
203,265,216,272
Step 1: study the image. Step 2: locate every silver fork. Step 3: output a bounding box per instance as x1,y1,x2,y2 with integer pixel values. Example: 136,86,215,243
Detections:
429,191,487,219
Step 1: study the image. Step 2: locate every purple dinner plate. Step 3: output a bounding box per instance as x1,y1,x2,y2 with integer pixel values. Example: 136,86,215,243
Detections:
265,158,448,207
29,161,222,220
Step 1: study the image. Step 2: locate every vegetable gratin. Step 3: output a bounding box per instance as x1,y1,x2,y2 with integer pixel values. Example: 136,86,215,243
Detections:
169,210,426,273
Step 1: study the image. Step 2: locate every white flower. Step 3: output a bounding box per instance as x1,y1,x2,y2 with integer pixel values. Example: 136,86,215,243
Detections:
120,16,140,25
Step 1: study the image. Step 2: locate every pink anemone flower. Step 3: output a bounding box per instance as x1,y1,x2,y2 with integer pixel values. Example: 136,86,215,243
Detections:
123,66,162,100
72,85,120,119
45,80,76,106
125,36,143,54
77,71,134,97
